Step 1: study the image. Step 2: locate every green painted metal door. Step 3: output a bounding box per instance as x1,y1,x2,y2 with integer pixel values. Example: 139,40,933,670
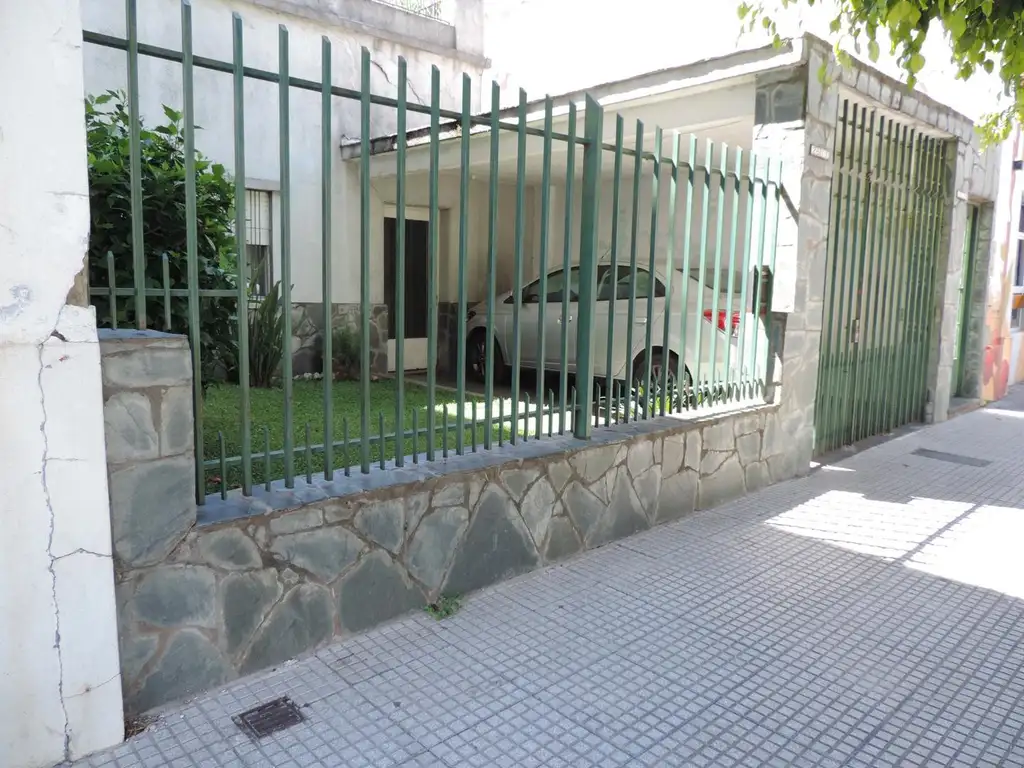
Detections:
814,100,948,456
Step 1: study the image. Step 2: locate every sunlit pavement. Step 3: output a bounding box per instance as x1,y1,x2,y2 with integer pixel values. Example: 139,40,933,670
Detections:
70,389,1024,767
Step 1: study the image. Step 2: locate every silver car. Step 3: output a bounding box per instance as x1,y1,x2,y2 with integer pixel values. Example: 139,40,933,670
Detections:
465,263,760,401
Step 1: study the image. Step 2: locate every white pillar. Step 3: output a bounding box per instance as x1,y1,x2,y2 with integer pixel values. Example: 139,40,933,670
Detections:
0,1,124,766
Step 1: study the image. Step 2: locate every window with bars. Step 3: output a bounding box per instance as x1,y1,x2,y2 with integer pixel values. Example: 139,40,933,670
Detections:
1013,194,1024,330
246,188,273,297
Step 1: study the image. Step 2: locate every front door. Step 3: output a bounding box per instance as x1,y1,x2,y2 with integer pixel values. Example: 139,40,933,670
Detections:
384,217,429,371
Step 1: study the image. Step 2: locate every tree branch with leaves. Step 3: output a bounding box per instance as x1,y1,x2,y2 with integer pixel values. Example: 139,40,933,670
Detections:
738,0,1023,144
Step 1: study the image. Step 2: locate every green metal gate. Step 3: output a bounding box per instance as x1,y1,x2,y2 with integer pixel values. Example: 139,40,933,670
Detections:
814,100,948,455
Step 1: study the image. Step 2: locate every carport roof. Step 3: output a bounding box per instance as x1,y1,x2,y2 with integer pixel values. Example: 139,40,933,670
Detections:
339,38,804,161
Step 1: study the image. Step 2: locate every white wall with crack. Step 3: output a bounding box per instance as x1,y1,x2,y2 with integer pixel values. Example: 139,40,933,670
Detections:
0,2,124,767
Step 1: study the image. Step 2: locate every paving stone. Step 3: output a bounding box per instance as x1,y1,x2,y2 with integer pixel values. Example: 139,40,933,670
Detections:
406,505,469,590
633,465,662,522
501,467,540,503
104,391,159,464
240,584,333,674
158,385,194,457
626,439,656,479
131,630,232,714
587,466,648,547
269,528,363,582
745,461,770,493
222,570,282,655
562,480,606,541
118,633,159,691
406,491,433,534
548,459,574,494
701,449,732,477
101,346,192,389
698,453,746,509
662,433,687,477
703,421,735,452
444,483,539,595
519,476,557,547
109,457,196,568
736,431,762,467
337,551,425,633
544,516,583,562
131,566,217,628
323,498,357,524
197,528,262,571
685,429,702,471
657,468,698,523
432,482,466,509
570,443,620,484
354,498,404,553
269,508,324,536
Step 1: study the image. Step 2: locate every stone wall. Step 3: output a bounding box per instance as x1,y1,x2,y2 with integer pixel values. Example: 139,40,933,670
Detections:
291,302,388,375
100,328,786,714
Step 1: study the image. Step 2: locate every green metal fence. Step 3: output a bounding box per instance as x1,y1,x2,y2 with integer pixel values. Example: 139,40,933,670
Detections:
814,99,949,455
84,0,782,504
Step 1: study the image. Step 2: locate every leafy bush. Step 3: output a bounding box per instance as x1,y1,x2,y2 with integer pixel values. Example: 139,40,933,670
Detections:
246,277,285,388
331,325,361,381
85,91,238,385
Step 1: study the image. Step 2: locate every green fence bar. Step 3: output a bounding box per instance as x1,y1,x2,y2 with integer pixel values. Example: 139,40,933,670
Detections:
692,140,713,399
559,103,577,434
409,411,416,463
305,423,313,483
105,252,118,329
642,126,662,419
498,397,505,446
394,58,408,465
707,143,728,403
624,122,644,421
735,150,756,401
763,159,782,394
817,103,854,451
231,13,252,495
321,36,334,480
263,426,271,492
218,432,227,499
181,0,204,504
161,254,172,329
126,0,147,328
722,148,742,400
897,131,925,427
915,139,944,419
573,94,603,440
455,73,472,454
881,123,909,432
659,133,680,416
865,119,895,435
359,48,372,474
605,116,625,427
426,66,441,460
535,97,554,440
279,25,295,487
510,88,528,445
343,417,351,475
748,153,769,401
379,412,387,469
677,136,697,410
484,81,500,450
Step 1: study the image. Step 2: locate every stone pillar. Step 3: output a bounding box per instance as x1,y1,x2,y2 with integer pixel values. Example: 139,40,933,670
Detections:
0,1,125,765
925,140,971,422
751,46,837,479
100,331,197,570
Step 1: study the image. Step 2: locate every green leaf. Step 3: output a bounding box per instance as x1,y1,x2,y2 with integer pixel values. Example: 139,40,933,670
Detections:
867,39,880,62
908,52,926,74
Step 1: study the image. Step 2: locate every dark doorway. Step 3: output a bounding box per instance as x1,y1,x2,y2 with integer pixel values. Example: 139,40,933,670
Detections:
383,217,429,340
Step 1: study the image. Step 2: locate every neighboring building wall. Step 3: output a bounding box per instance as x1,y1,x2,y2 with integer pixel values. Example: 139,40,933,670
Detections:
974,128,1024,402
0,2,124,766
81,0,489,374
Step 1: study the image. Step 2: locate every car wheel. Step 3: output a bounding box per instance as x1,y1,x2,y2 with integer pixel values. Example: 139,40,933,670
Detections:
630,351,690,417
467,329,507,384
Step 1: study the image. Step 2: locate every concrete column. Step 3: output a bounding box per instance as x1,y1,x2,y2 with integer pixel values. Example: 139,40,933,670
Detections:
925,140,971,421
0,2,124,766
751,46,837,479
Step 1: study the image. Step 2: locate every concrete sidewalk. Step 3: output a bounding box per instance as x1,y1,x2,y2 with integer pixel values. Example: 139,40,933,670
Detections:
70,390,1024,768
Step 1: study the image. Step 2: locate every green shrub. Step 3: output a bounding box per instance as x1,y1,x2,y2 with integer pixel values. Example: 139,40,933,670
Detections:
331,325,361,381
85,91,238,385
246,277,286,388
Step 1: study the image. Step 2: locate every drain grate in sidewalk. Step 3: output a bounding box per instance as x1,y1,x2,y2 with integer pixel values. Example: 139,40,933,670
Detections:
911,448,991,467
233,697,305,739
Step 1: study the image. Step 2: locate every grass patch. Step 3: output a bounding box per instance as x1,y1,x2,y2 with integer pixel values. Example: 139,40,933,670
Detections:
424,594,462,620
202,379,519,495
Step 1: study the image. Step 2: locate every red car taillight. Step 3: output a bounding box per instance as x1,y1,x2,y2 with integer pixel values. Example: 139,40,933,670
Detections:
703,310,740,337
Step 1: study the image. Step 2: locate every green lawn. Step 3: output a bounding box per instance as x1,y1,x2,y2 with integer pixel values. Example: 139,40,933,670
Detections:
201,378,523,495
